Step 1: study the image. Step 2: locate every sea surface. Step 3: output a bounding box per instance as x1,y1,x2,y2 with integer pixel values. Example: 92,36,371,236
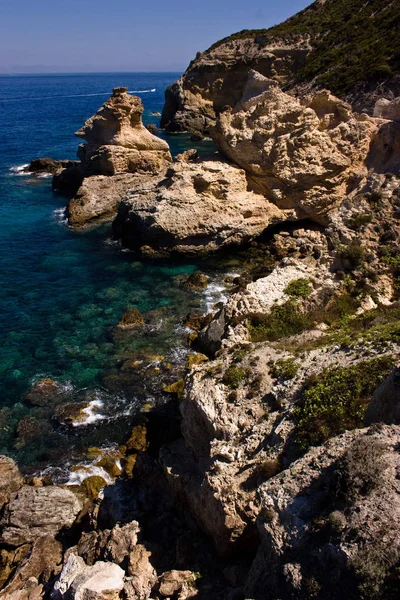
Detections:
0,73,233,477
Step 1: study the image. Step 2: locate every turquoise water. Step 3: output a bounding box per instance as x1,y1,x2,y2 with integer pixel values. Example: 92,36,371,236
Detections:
0,73,225,473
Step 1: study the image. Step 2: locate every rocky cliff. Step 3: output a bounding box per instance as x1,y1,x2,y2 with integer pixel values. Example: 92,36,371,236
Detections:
161,0,400,135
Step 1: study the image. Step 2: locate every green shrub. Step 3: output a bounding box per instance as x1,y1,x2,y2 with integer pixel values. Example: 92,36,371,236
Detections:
248,301,312,342
348,213,373,230
222,365,247,389
336,436,387,502
295,355,396,450
338,241,366,269
285,278,313,298
269,358,299,380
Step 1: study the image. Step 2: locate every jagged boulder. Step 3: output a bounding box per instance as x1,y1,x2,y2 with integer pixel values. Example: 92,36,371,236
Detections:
53,556,125,600
211,72,378,223
61,87,172,226
1,486,82,546
0,456,24,509
365,366,400,425
246,425,400,599
113,158,285,254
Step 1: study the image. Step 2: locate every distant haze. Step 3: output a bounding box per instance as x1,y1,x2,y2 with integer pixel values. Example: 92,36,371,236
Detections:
0,0,311,74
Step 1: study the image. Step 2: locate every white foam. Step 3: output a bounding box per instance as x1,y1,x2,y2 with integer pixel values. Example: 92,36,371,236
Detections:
9,163,30,175
72,397,106,427
53,207,68,225
66,464,113,486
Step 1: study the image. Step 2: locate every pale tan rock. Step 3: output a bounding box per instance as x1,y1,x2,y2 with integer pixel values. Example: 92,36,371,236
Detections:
0,455,24,509
158,570,197,599
0,536,62,598
373,96,400,121
66,173,153,227
65,88,172,227
212,72,378,222
69,561,125,600
114,158,285,254
246,425,400,598
126,544,157,597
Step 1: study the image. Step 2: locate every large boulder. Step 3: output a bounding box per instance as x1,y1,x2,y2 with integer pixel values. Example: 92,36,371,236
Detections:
62,87,172,227
0,536,62,598
113,158,285,254
246,425,400,599
211,72,378,223
53,556,125,600
365,366,400,425
1,486,82,546
0,456,24,509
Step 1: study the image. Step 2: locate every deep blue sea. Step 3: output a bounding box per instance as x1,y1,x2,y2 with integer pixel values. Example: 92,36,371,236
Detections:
0,73,230,475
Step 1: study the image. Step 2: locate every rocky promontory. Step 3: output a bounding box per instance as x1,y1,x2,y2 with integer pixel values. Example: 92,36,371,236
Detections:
54,87,172,226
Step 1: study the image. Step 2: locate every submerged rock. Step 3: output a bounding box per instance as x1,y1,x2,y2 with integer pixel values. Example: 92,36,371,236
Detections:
116,308,145,330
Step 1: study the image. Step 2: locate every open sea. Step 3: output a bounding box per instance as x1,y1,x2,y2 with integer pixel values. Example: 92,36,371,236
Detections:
0,73,232,477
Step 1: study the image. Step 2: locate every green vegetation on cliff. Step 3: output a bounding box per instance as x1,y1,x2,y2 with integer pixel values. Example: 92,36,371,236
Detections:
209,0,400,95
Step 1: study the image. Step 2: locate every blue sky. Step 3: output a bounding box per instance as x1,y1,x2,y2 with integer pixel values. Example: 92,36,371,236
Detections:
0,0,312,73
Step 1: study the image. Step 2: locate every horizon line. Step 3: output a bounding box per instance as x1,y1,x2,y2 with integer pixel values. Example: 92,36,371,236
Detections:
0,70,184,76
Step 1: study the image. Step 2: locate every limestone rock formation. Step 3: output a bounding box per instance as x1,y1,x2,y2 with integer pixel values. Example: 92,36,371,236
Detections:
211,72,378,222
0,456,24,509
59,87,172,226
365,366,400,425
246,425,400,599
161,36,311,135
113,158,285,254
53,555,125,600
1,486,82,546
373,96,400,121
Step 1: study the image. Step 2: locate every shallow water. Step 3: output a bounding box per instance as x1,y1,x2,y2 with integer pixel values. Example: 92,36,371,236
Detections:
0,73,228,474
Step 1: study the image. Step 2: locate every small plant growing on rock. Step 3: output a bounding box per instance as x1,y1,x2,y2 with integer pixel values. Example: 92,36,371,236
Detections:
338,240,366,270
222,365,247,389
248,301,312,342
336,435,388,502
295,355,396,450
269,358,299,380
348,213,373,230
285,278,313,298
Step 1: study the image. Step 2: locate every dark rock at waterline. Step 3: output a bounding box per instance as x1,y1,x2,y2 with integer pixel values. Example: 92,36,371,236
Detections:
196,308,227,356
24,378,68,407
182,272,208,291
52,163,84,196
116,308,145,329
25,157,78,174
145,123,159,134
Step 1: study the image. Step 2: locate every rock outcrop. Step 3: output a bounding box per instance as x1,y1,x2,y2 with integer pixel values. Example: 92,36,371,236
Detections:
212,72,378,222
162,0,400,135
246,425,400,599
113,158,285,254
161,35,310,135
1,486,82,546
57,87,172,226
0,456,24,510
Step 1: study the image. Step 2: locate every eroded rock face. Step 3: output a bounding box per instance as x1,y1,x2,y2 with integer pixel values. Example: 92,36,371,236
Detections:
211,72,378,223
373,96,400,121
53,555,125,600
365,366,400,425
114,158,285,254
161,36,311,135
0,456,24,510
1,486,82,546
246,425,400,599
63,87,172,227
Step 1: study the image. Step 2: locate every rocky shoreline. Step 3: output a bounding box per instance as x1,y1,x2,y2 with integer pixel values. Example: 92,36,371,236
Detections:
2,2,400,598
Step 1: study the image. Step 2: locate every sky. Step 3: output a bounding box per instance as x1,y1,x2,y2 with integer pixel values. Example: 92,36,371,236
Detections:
0,0,312,74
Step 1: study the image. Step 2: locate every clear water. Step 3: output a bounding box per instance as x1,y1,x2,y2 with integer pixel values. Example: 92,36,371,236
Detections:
0,73,228,474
